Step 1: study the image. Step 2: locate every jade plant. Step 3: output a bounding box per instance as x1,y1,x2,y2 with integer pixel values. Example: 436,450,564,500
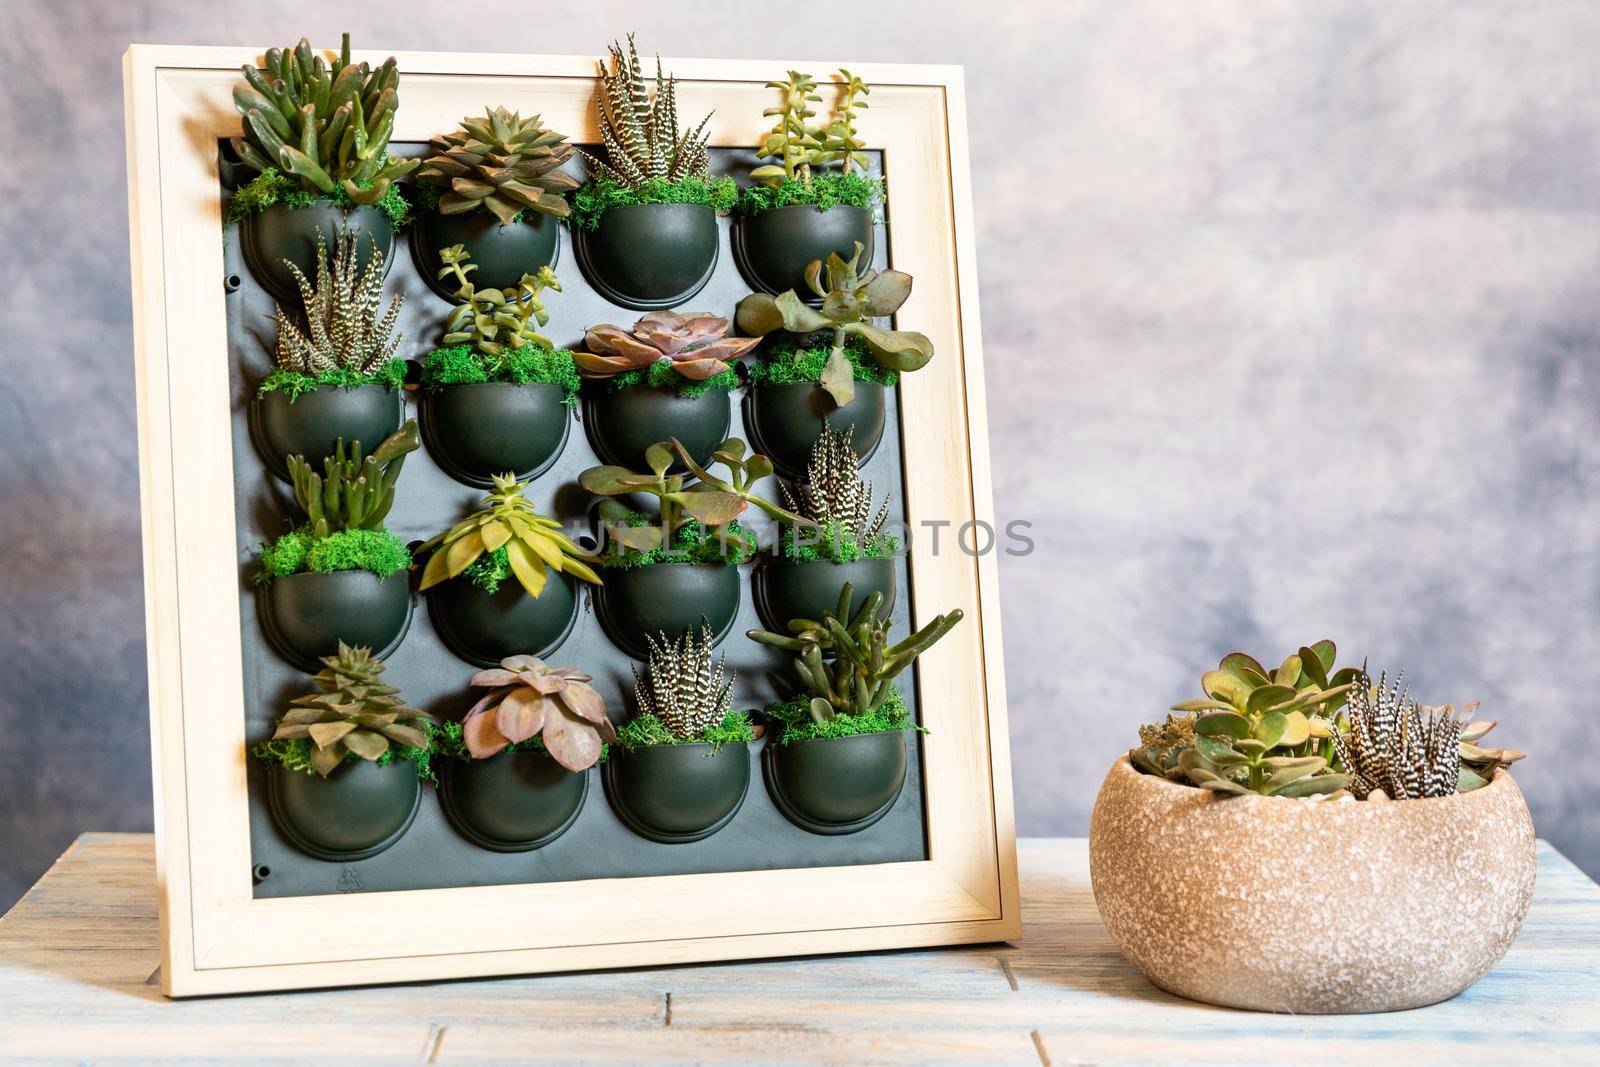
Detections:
419,473,601,599
574,312,759,396
263,224,405,400
456,655,614,771
616,624,752,751
256,420,419,583
228,33,417,224
736,244,932,405
741,69,882,214
255,641,435,777
569,34,736,229
414,107,578,225
777,426,895,563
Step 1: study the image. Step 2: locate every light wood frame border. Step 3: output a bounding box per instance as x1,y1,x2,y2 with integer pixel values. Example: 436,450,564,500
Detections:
122,44,1016,997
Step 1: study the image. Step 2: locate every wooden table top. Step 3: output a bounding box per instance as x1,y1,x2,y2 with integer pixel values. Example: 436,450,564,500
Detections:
2,834,1597,1064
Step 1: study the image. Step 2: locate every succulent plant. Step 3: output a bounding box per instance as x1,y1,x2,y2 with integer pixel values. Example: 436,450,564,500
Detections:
1177,710,1350,797
779,425,888,543
230,33,418,204
437,245,562,361
573,311,759,382
273,225,402,378
419,473,601,599
269,641,434,776
736,244,932,406
817,70,871,175
747,582,964,722
632,623,734,740
579,35,712,189
415,107,579,225
1128,715,1197,781
752,69,871,187
460,655,614,771
286,420,418,539
1171,641,1361,762
1458,715,1526,791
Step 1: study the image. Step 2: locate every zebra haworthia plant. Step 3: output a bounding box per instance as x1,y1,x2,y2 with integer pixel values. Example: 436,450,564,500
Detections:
580,34,712,189
273,225,402,379
780,425,889,549
632,624,735,740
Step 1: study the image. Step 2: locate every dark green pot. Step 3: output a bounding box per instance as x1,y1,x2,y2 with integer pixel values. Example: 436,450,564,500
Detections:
426,571,578,668
410,207,560,301
260,570,412,672
755,555,896,632
733,205,874,300
744,380,886,478
267,759,421,861
251,383,404,482
583,383,731,473
596,563,741,660
438,750,588,852
571,203,719,310
240,201,394,305
763,730,907,835
421,382,572,487
603,741,749,843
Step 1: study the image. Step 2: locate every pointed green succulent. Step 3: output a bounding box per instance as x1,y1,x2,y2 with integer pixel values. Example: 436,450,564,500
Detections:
416,106,578,224
268,642,434,777
285,420,419,539
418,473,602,599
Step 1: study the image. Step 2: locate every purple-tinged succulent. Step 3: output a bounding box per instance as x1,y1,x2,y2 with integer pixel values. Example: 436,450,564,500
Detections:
574,311,760,382
461,656,615,771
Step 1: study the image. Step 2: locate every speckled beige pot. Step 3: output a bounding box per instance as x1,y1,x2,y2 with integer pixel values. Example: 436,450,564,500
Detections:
1089,756,1535,1013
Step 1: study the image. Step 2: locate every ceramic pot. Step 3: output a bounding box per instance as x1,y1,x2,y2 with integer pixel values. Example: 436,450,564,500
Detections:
426,571,578,668
583,383,731,473
437,750,588,852
763,729,907,835
260,570,412,672
1088,757,1537,1013
251,383,404,482
240,201,394,304
744,380,886,478
571,203,719,310
596,563,741,661
734,204,873,300
604,741,749,843
410,207,560,300
421,382,571,487
267,759,421,862
755,555,896,632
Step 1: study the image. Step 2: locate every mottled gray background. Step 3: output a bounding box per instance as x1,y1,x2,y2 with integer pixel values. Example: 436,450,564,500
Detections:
2,0,1596,911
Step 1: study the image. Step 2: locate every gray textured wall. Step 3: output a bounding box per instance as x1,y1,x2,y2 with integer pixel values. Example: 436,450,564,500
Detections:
3,0,1597,911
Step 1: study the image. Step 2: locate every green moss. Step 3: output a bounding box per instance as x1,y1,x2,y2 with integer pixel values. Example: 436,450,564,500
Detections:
598,515,757,569
569,175,738,231
460,546,513,595
766,685,923,744
251,734,436,783
224,167,412,228
612,710,753,754
431,718,608,765
749,336,898,388
257,358,407,402
254,527,412,584
735,172,884,216
778,520,899,565
419,344,581,406
606,359,740,398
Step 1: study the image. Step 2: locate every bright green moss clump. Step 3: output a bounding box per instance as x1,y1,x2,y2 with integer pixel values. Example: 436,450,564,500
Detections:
257,358,407,402
735,172,883,215
419,344,582,406
225,168,412,228
766,685,921,744
749,337,898,389
255,527,412,584
569,176,738,231
613,710,753,754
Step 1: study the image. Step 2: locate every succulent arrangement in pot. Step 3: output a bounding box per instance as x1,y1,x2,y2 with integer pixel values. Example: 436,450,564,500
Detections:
227,33,418,302
568,35,737,309
579,437,800,660
434,656,612,852
734,70,883,299
1091,641,1535,1014
575,311,757,473
410,107,578,299
417,473,601,667
252,642,435,861
749,584,961,834
737,245,932,475
251,225,406,482
416,246,581,486
603,625,753,843
254,420,419,671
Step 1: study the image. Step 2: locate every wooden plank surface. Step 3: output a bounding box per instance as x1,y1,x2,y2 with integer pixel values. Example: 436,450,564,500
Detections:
1,835,1596,1064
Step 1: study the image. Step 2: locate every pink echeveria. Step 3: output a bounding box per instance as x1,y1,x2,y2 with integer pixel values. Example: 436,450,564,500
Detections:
573,310,760,381
461,655,614,771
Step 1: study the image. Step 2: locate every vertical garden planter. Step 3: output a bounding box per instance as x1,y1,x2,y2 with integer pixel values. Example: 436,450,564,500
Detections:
437,750,588,852
410,210,561,301
596,563,741,661
733,205,874,300
755,556,896,633
420,382,571,487
240,201,395,305
260,570,413,673
251,383,405,483
763,730,908,835
603,742,750,843
426,572,578,668
744,380,887,478
583,383,731,473
571,203,719,310
267,759,422,862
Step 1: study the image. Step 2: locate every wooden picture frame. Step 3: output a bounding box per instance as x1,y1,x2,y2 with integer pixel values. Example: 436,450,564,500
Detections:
122,43,1016,997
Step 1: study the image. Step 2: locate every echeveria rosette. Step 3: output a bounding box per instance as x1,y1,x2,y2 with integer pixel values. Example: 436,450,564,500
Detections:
462,656,615,771
415,106,579,226
574,311,760,383
269,642,435,777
